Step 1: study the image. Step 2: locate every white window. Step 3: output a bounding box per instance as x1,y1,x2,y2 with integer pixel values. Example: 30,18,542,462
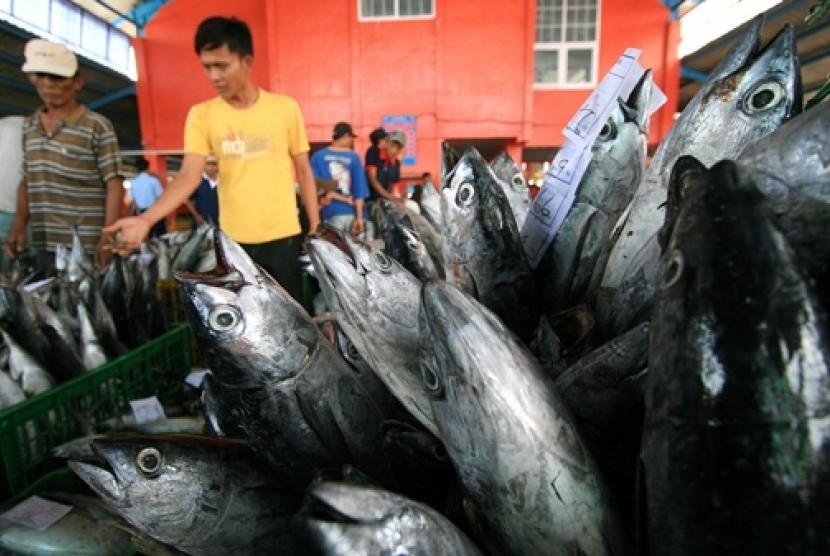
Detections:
359,0,434,20
535,0,599,88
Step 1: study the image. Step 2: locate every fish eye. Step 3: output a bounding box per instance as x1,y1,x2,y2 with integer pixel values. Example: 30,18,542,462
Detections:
456,182,476,206
743,80,785,114
510,173,526,191
421,364,444,398
345,339,361,360
372,250,393,271
660,250,684,290
406,238,420,251
208,305,241,332
598,119,617,141
136,447,162,476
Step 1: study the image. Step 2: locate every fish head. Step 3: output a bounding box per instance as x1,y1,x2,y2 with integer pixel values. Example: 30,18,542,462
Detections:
307,225,421,331
490,151,528,194
174,230,320,387
68,435,240,537
300,481,472,555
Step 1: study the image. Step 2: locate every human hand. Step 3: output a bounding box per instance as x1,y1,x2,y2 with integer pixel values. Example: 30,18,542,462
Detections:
103,215,152,256
391,196,407,206
351,217,365,235
4,225,26,258
95,235,113,268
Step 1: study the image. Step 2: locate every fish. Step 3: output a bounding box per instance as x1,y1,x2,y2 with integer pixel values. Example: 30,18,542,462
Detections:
379,200,445,281
642,159,830,554
490,150,531,230
534,70,652,315
306,226,438,436
416,174,444,232
419,279,623,555
737,98,830,293
67,225,94,283
69,434,303,556
171,222,212,273
175,229,389,486
77,299,108,371
441,146,539,342
298,481,483,556
0,368,25,410
1,327,54,396
597,19,802,329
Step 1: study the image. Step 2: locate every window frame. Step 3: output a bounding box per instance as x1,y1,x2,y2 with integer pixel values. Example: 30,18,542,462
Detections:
534,0,601,90
358,0,435,22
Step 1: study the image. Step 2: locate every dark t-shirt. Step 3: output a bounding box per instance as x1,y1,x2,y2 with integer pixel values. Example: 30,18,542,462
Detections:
190,177,219,224
365,145,400,200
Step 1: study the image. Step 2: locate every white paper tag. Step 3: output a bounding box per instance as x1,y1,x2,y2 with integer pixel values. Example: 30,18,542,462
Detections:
522,48,665,268
185,369,210,389
129,396,166,424
0,496,72,531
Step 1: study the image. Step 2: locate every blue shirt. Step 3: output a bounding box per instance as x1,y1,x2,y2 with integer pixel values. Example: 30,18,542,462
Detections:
130,172,163,210
190,175,219,225
310,147,368,220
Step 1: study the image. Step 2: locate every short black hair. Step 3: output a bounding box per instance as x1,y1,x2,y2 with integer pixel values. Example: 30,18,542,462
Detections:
136,157,149,171
369,127,388,146
194,17,253,57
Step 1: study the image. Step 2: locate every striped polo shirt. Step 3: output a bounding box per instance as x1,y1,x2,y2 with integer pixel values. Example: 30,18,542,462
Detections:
23,105,123,253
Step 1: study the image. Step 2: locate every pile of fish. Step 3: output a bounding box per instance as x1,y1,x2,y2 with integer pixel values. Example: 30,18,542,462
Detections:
0,223,214,413
44,16,830,556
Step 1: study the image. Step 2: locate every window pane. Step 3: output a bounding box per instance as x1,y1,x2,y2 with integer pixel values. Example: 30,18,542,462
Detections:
535,50,559,84
400,0,432,16
12,0,49,31
535,0,563,42
566,48,592,84
362,0,393,17
51,0,82,46
108,32,130,68
80,11,108,58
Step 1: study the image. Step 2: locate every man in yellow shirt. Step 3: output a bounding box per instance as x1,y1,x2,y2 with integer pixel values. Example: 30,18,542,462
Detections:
106,16,319,301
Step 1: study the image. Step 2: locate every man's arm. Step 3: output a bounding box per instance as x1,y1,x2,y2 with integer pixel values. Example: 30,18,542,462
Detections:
5,177,29,256
293,152,320,234
105,153,206,254
352,198,365,234
96,177,126,265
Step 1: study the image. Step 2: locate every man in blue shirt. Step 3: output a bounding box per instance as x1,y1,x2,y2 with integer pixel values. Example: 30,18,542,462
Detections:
310,122,368,235
186,157,219,226
129,158,165,237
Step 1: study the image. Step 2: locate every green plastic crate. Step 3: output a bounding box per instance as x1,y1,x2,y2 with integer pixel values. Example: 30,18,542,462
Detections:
0,324,191,503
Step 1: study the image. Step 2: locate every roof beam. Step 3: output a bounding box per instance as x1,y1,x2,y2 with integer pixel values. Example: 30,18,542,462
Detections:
87,84,136,109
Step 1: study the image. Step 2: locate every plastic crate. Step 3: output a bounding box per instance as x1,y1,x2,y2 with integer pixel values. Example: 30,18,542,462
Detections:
0,324,191,503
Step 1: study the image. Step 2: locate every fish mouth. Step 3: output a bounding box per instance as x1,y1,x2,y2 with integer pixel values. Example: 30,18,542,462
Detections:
173,230,250,287
302,489,363,525
67,443,126,503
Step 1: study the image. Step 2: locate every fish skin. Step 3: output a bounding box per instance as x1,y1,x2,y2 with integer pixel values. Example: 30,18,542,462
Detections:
419,279,623,556
441,146,539,343
490,150,531,231
77,300,108,371
598,20,802,328
535,70,652,316
175,229,389,486
0,368,25,410
171,223,212,273
642,159,830,554
380,200,445,281
298,481,483,556
737,99,830,286
69,434,303,556
68,225,94,282
1,327,54,396
307,226,438,436
417,175,444,232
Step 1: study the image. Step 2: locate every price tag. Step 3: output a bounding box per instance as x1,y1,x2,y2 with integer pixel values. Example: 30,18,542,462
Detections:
185,369,210,389
1,496,72,531
522,48,665,268
129,396,166,424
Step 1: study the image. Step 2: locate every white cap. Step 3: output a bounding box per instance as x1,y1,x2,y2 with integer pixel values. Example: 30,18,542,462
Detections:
21,39,78,78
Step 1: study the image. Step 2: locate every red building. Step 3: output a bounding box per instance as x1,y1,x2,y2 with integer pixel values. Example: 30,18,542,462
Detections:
134,0,678,185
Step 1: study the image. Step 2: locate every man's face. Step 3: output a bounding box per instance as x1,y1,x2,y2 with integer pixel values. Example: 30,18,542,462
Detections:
30,73,82,109
387,142,404,159
199,45,252,100
205,161,218,179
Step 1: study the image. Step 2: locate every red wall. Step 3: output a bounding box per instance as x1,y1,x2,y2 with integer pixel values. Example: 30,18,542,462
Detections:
134,0,678,179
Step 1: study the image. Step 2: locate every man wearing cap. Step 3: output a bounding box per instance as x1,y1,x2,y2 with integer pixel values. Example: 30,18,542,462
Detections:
104,16,319,304
129,157,166,237
365,129,407,204
5,39,124,269
310,122,368,235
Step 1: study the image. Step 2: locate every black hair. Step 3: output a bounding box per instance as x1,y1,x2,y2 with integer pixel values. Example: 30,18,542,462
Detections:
369,127,388,146
194,17,254,57
136,157,150,172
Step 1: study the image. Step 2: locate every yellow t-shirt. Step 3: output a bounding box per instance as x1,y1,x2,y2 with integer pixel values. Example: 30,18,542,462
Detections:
183,90,310,243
